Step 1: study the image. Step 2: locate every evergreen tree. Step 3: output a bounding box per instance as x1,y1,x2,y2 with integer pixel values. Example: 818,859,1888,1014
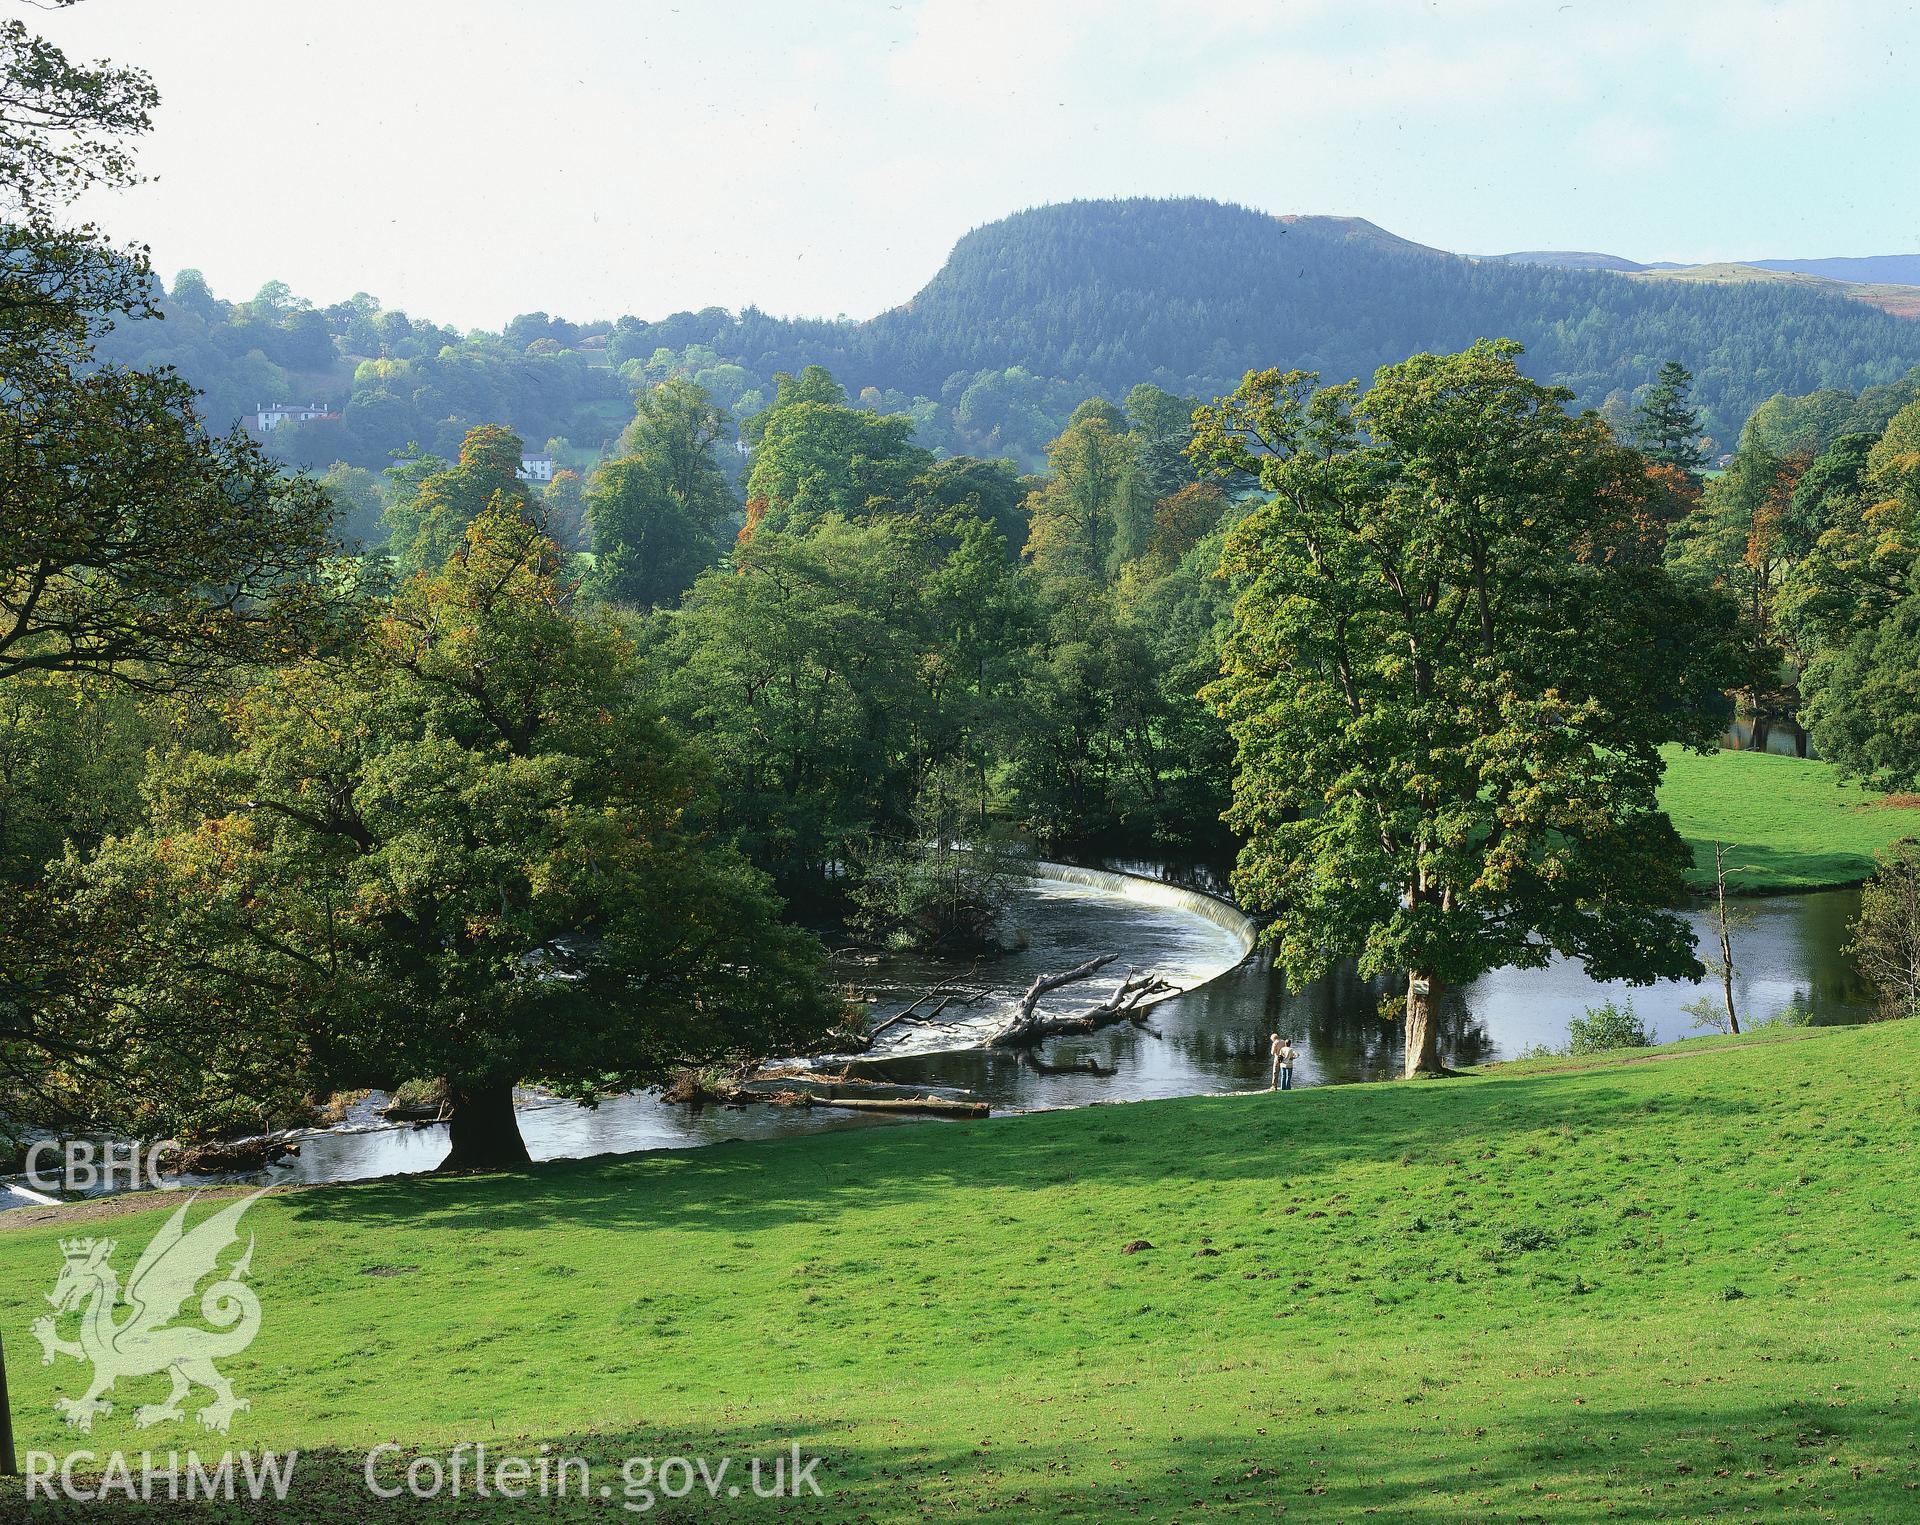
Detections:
1632,361,1708,474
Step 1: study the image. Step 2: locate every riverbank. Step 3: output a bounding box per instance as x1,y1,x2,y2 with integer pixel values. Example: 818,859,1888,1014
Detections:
2,1019,1914,1519
1659,744,1920,891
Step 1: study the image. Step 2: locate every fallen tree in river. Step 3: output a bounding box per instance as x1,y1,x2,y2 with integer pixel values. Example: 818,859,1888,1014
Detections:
986,956,1177,1046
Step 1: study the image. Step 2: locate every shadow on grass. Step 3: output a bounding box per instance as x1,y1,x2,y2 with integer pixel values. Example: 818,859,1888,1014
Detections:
2,1392,1910,1521
1691,839,1875,893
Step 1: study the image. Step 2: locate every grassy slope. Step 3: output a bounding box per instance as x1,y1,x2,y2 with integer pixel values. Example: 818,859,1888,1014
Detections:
2,1023,1917,1520
1658,745,1920,892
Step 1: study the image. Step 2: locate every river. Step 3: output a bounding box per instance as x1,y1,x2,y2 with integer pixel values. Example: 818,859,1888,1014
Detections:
132,864,1871,1194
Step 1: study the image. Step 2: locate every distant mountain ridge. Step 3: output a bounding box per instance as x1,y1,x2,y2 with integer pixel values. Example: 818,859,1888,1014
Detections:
798,199,1920,444
1482,251,1653,272
1486,250,1920,284
100,196,1920,474
1746,255,1920,286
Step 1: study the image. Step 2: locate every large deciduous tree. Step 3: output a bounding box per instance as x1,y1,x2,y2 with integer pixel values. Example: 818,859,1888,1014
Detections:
743,368,930,537
1023,411,1136,584
1197,341,1742,1077
76,506,839,1168
651,516,939,893
382,423,530,576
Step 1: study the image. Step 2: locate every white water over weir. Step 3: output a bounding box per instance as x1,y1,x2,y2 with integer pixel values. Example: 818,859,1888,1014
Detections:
1025,861,1258,987
823,861,1258,1063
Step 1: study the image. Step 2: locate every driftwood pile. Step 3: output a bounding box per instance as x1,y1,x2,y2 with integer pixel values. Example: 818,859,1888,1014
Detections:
663,1064,989,1120
163,1132,303,1174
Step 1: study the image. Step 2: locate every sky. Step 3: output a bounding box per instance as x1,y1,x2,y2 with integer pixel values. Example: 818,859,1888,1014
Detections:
40,0,1920,331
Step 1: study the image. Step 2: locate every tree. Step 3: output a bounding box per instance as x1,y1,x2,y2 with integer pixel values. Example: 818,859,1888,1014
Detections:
1775,433,1894,657
1,369,338,689
1007,590,1171,848
0,6,155,215
1124,382,1199,503
1023,412,1136,583
0,6,341,1138
382,423,530,575
542,468,587,550
1848,839,1920,1022
586,379,733,606
1196,342,1742,1077
76,505,840,1167
316,461,385,546
0,11,334,693
1141,480,1227,574
920,514,1036,793
848,761,1028,953
1682,842,1749,1034
744,379,929,535
1800,594,1920,791
909,455,1030,553
651,518,938,891
741,364,846,445
1666,444,1802,684
1631,361,1708,475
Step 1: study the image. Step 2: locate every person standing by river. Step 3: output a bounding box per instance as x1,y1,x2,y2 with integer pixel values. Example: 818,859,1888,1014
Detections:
1269,1034,1297,1091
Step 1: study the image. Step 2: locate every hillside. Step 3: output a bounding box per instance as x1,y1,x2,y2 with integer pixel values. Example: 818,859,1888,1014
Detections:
1631,261,1920,320
1659,746,1920,891
100,197,1920,473
823,199,1920,444
1484,249,1651,271
3,1021,1915,1519
1752,254,1920,286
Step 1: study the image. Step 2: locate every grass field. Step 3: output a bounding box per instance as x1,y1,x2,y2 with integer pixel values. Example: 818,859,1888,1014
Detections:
1658,745,1920,892
1,1021,1916,1519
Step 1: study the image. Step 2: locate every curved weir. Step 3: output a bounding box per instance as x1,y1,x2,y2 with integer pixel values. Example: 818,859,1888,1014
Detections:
825,861,1257,1062
1026,861,1257,962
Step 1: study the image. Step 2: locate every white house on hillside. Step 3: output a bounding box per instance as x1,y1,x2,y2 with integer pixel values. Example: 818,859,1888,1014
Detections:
246,400,340,432
517,454,556,483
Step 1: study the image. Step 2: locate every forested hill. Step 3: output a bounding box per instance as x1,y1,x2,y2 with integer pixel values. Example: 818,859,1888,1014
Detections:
105,197,1920,472
815,198,1920,442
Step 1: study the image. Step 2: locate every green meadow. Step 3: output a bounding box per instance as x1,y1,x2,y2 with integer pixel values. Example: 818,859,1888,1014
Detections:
1658,745,1920,892
2,1020,1916,1520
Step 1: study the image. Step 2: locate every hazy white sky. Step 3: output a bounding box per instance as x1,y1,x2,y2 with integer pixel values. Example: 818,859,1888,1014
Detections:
42,0,1920,330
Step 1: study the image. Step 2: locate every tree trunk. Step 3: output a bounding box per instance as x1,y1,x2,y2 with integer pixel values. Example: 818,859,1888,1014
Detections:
1718,915,1740,1035
1403,972,1446,1078
1714,841,1741,1034
438,1081,531,1172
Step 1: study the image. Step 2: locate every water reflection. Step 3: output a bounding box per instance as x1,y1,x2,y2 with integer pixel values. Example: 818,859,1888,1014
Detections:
1723,717,1812,757
131,877,1875,1195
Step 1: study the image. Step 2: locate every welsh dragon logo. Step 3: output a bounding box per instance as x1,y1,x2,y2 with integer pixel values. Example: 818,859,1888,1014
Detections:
31,1190,266,1432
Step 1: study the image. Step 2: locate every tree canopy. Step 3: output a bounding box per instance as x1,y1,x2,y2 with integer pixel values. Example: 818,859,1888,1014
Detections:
1197,341,1743,1076
585,379,734,607
74,506,840,1165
